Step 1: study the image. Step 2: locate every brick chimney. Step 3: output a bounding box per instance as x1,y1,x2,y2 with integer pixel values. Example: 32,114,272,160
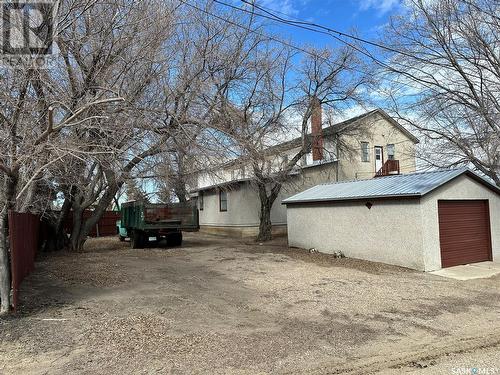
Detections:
311,97,323,161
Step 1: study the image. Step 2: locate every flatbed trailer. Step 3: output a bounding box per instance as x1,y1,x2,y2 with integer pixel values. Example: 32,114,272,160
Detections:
117,201,199,248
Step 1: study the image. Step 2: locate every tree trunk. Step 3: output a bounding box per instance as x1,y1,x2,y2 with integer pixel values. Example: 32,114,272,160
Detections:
78,187,119,250
257,197,273,242
113,195,120,211
69,179,122,251
70,206,84,251
0,175,17,314
0,208,10,314
68,146,160,251
256,182,281,242
54,195,72,251
174,184,188,203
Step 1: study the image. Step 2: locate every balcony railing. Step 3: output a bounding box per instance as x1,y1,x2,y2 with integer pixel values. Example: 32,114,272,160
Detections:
375,159,400,177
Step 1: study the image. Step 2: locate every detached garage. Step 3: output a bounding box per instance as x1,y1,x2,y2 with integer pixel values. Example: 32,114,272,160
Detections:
283,168,499,271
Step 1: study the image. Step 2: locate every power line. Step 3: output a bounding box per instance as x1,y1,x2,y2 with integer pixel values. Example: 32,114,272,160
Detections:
215,0,335,38
177,0,387,79
212,0,399,68
237,0,420,60
177,0,331,63
237,0,449,75
212,0,439,91
177,0,426,94
213,0,426,72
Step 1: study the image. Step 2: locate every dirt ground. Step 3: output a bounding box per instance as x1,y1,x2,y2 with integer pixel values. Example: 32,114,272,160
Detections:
1,233,500,374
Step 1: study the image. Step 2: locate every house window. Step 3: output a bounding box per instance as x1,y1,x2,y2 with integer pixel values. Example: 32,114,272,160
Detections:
219,190,228,212
198,192,204,211
361,142,369,162
387,144,395,160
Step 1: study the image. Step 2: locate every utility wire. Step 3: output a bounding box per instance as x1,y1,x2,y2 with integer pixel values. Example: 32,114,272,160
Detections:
178,0,332,63
238,0,421,61
239,0,447,73
179,0,451,112
213,0,414,71
211,0,439,92
213,0,401,67
178,0,378,78
177,0,426,94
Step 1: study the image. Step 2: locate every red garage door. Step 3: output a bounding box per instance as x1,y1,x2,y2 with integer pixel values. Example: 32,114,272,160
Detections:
438,200,492,268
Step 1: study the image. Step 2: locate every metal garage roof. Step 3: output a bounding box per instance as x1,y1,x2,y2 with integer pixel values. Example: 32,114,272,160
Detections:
282,168,500,204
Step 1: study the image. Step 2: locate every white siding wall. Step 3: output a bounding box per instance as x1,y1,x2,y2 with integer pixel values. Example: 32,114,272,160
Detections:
198,184,261,227
337,112,416,181
198,161,341,229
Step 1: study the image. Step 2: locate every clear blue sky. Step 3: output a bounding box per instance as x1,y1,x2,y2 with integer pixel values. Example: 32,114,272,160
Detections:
234,0,403,49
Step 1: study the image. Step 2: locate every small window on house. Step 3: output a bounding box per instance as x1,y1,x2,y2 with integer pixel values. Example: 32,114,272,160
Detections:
361,142,369,162
387,144,395,160
219,190,228,212
198,192,204,211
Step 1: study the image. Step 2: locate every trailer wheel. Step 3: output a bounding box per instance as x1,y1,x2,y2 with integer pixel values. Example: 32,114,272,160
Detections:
168,232,182,247
131,230,144,249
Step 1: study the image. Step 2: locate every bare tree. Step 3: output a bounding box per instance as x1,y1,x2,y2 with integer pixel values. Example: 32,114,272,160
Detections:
0,0,175,312
52,0,179,251
209,39,368,240
0,0,370,312
146,2,370,241
143,2,274,204
382,0,500,185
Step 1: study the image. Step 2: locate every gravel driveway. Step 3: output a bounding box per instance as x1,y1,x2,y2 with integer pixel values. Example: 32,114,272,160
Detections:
1,234,499,374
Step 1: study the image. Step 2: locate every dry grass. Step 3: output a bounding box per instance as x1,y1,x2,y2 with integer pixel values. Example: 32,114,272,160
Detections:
240,241,415,275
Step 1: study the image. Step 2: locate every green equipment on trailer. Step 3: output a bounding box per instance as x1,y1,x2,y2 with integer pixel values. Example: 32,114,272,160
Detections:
118,201,199,248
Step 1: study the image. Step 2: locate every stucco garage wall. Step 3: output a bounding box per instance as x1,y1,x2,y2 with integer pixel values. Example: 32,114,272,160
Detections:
420,175,500,271
286,199,426,270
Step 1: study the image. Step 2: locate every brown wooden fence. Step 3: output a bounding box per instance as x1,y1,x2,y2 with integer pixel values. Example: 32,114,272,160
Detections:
8,211,39,312
7,210,119,312
64,211,121,237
